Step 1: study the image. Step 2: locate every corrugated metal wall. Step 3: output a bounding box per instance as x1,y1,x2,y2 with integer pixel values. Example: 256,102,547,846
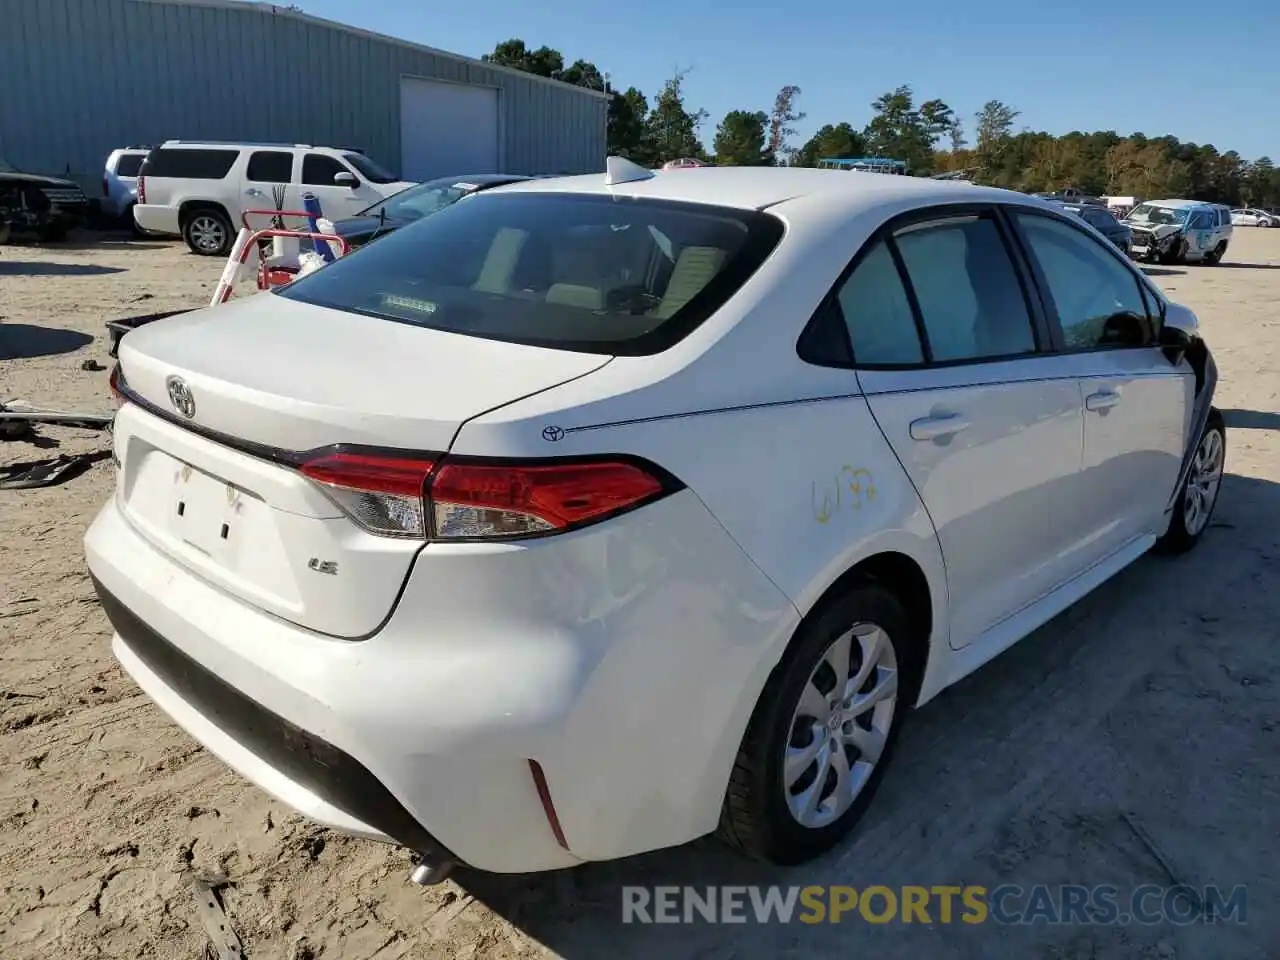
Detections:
0,0,607,184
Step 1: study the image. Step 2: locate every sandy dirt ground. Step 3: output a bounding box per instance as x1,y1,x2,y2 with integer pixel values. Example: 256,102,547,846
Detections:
1,228,1277,959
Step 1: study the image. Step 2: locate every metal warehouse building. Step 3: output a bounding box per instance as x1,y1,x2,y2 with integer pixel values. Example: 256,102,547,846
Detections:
0,0,608,188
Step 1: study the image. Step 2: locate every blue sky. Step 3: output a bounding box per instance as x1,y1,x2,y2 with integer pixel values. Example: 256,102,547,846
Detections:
297,0,1279,161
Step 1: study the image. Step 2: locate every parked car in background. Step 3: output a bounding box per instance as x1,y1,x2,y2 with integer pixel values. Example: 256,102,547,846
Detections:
133,140,415,256
1125,200,1233,265
1033,187,1106,207
0,158,89,242
90,161,1224,879
1063,203,1133,255
332,174,533,248
1230,207,1278,228
101,147,152,227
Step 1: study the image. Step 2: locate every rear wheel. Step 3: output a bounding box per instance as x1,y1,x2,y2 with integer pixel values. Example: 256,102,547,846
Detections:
183,208,233,256
1203,241,1227,265
718,582,919,864
1158,408,1225,554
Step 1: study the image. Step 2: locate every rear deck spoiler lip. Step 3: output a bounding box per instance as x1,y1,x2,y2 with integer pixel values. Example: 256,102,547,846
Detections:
105,309,193,358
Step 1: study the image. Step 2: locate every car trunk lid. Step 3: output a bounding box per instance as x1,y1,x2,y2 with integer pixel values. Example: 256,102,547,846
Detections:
113,294,611,637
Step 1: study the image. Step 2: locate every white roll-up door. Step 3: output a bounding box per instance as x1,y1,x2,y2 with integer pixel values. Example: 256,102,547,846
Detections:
399,76,500,180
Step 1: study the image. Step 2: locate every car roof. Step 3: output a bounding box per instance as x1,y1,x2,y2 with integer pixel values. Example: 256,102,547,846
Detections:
157,140,354,152
488,165,1010,214
1145,198,1221,209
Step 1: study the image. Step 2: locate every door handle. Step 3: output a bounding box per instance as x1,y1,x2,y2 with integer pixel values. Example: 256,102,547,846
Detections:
909,413,971,441
1085,390,1122,411
245,188,265,198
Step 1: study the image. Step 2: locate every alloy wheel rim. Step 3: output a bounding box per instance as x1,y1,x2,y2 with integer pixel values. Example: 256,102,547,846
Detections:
784,622,898,829
1184,427,1224,536
191,217,224,251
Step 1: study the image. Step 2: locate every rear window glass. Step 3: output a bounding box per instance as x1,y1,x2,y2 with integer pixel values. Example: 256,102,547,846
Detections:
115,154,144,178
246,150,293,184
142,148,237,179
278,193,785,355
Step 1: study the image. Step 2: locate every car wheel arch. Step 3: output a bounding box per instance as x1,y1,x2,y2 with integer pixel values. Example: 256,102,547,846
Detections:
787,550,936,701
179,199,233,228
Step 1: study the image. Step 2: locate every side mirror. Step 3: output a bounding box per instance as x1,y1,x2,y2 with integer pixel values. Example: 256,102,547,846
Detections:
333,171,358,188
1158,300,1199,362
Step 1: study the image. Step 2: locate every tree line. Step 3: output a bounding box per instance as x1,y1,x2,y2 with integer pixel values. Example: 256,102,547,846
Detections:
481,39,1280,207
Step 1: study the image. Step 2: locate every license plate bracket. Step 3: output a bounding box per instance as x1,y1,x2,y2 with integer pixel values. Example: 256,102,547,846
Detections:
170,461,251,560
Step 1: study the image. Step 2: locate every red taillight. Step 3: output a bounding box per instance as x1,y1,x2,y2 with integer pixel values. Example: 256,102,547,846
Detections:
429,459,665,539
298,449,673,541
300,451,437,538
137,175,146,203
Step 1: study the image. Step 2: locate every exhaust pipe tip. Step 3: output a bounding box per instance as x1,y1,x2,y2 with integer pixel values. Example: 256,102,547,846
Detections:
408,857,454,886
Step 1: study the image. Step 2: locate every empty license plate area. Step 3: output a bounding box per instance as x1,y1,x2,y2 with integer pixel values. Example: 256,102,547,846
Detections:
172,460,250,558
122,444,303,611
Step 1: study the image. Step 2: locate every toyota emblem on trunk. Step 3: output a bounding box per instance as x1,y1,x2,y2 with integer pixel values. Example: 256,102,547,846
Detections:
166,376,196,419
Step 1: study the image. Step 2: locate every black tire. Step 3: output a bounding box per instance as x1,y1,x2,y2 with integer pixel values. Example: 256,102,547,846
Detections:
126,204,148,237
1157,408,1225,555
717,581,922,864
1202,242,1227,266
182,207,233,256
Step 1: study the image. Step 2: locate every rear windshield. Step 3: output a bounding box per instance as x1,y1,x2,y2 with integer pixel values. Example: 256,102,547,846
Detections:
115,154,145,177
278,192,785,355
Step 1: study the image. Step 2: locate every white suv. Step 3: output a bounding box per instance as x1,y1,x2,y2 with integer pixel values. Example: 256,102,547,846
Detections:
89,162,1224,880
133,141,415,255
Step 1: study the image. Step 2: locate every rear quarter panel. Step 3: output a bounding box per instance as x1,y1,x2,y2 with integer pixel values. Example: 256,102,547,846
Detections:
523,397,949,631
449,188,974,648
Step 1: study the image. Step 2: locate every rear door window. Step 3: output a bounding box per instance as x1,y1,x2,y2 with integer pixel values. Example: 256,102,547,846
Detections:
278,192,784,355
246,151,294,184
892,215,1037,362
141,148,238,179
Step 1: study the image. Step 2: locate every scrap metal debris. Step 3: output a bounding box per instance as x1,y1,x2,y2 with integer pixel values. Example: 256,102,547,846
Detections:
188,873,246,960
0,400,113,432
0,451,110,489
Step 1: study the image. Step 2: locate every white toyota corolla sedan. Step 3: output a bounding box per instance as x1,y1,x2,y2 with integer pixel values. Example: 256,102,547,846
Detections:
86,159,1225,881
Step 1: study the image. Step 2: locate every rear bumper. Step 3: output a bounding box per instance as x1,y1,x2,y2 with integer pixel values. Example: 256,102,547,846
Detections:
94,576,454,861
85,489,799,873
133,203,181,236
